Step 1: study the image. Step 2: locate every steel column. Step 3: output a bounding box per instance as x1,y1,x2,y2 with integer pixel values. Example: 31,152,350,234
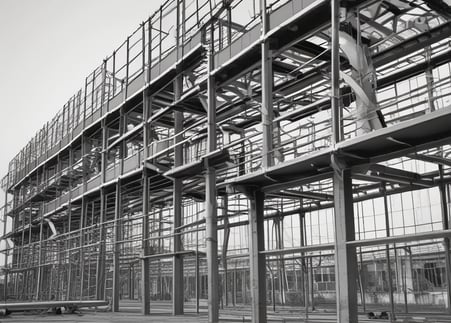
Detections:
331,2,357,320
439,165,451,313
112,180,121,312
206,41,219,323
141,88,152,315
172,1,185,313
222,195,230,307
66,200,73,300
195,248,200,313
331,0,342,144
35,203,44,300
248,190,267,323
96,117,107,300
172,78,184,316
382,183,396,322
261,0,274,169
141,171,150,315
143,91,152,159
79,197,86,300
96,188,106,300
2,185,8,301
425,47,436,112
333,169,358,323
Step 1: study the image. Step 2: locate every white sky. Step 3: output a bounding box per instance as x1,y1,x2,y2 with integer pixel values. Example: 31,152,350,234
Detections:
0,0,164,205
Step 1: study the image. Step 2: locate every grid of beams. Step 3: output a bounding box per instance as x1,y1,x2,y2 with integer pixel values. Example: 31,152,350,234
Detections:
1,0,451,322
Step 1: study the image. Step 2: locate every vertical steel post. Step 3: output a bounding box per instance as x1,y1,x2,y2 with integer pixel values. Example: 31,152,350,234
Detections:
66,200,72,300
96,188,106,300
35,203,44,300
195,243,200,313
206,28,219,323
141,81,152,315
20,199,26,298
91,69,96,112
100,60,107,116
96,114,108,300
331,0,342,144
299,207,309,318
125,36,130,99
331,2,357,320
333,168,358,323
119,108,125,176
79,133,90,301
223,195,229,307
181,0,186,45
112,51,117,96
382,183,396,322
159,8,163,59
248,190,266,323
142,22,146,76
172,163,184,316
2,184,8,301
141,171,150,314
425,47,436,112
79,198,86,300
143,93,152,158
147,17,152,84
112,180,121,312
82,78,88,129
12,189,20,299
226,5,232,46
172,0,184,313
439,165,451,313
261,0,273,169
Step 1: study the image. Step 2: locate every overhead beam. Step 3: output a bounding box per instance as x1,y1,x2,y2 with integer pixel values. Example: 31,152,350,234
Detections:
360,13,404,42
374,22,451,67
352,173,433,188
408,153,451,168
280,189,333,201
261,243,335,256
352,164,434,188
348,229,451,248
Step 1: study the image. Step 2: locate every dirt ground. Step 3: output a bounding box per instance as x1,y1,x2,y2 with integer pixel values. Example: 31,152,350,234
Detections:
1,300,451,322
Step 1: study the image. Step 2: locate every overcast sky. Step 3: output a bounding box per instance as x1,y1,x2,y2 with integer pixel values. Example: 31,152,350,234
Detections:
0,0,163,206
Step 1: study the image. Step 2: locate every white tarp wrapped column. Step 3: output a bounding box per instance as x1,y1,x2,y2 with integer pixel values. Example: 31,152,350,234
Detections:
339,22,383,134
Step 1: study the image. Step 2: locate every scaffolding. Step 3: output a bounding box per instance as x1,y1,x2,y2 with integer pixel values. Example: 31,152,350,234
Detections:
1,0,451,322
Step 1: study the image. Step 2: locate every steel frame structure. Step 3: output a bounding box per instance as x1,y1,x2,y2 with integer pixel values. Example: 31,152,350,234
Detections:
2,0,451,322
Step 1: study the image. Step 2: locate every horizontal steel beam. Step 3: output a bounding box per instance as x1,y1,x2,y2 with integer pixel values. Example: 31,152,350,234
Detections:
347,229,451,248
0,300,108,311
